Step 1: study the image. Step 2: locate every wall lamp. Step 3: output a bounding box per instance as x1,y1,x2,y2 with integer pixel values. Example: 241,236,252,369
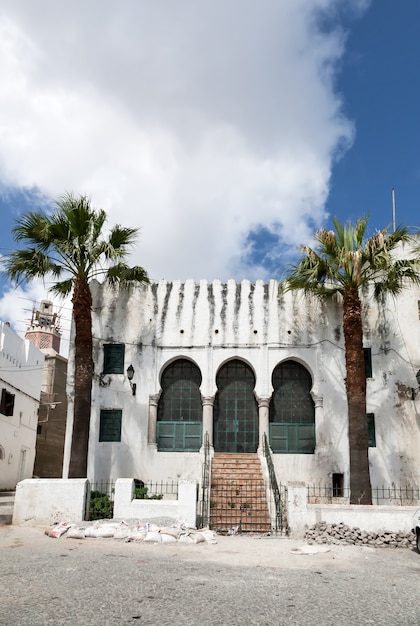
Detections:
411,370,420,400
126,364,136,396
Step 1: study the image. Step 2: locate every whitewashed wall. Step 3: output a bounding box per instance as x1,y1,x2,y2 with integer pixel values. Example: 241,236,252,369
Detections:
63,278,420,489
0,322,44,489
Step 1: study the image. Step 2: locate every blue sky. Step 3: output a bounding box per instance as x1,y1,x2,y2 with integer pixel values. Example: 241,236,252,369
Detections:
0,0,418,343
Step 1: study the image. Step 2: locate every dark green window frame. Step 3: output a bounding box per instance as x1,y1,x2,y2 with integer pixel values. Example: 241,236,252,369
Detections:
364,348,372,379
103,343,125,374
269,361,315,454
367,412,376,447
158,359,202,422
99,409,122,442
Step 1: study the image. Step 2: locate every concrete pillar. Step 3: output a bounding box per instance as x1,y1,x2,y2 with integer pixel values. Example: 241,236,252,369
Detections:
286,481,308,538
202,396,215,446
147,394,160,447
257,396,271,451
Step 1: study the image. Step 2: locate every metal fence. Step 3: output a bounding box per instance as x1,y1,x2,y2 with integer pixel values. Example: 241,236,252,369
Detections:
307,484,420,506
87,479,179,520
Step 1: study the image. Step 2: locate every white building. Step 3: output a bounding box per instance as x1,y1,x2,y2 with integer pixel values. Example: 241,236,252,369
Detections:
63,276,420,493
0,321,44,489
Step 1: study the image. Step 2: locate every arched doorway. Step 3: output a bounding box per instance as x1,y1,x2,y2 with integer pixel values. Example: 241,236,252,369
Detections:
214,360,258,453
269,360,315,453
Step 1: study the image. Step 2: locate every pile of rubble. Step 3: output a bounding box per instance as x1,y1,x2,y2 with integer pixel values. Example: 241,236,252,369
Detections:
305,521,416,548
45,518,217,544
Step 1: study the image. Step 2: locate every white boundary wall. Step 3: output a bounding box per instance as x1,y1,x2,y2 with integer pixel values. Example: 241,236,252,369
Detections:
13,479,89,525
287,482,417,537
113,479,197,527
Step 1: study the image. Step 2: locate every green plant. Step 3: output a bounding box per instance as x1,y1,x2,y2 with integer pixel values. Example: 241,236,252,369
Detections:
134,486,163,500
89,490,114,520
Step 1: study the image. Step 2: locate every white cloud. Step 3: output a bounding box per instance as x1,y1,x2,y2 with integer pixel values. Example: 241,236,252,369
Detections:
0,0,368,335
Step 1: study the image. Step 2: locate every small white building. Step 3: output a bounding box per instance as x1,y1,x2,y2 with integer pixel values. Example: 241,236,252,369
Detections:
63,276,420,493
0,321,44,489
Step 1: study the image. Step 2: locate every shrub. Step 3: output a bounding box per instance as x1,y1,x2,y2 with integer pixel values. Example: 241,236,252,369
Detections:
134,485,163,500
89,491,114,520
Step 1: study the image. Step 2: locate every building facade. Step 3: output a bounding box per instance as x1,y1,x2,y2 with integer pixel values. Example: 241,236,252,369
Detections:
63,277,420,492
0,321,44,489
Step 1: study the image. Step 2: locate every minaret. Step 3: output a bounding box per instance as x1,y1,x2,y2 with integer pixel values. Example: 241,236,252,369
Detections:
25,300,61,353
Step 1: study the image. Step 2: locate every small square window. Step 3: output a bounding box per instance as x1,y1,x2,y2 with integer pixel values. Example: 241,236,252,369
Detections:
103,344,125,374
364,348,372,379
367,412,376,447
0,388,15,416
99,409,122,442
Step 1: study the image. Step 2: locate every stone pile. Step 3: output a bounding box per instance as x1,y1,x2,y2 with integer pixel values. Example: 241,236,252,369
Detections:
305,521,416,548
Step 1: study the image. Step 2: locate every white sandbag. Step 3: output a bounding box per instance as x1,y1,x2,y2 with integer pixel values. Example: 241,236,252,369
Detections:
144,531,162,543
66,527,86,539
113,526,130,540
200,529,217,544
161,533,177,543
159,527,181,539
191,532,206,544
178,533,194,544
128,530,147,541
48,522,72,538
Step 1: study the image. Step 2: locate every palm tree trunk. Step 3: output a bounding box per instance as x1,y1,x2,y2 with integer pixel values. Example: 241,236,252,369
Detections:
68,278,93,478
343,287,372,505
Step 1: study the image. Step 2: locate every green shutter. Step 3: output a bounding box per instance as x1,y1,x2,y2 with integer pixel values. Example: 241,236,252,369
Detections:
367,412,376,447
270,423,315,453
157,421,202,451
103,344,125,374
99,409,122,442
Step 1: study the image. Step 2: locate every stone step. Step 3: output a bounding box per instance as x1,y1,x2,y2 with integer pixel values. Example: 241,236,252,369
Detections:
0,492,15,525
209,454,271,533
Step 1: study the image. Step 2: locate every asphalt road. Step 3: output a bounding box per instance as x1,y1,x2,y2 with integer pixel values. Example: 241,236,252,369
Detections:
0,526,419,626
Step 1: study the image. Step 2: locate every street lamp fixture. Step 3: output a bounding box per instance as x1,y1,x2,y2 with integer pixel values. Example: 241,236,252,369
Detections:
411,370,420,400
127,364,136,396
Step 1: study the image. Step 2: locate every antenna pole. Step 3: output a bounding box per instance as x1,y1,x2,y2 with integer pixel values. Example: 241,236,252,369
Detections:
391,188,396,232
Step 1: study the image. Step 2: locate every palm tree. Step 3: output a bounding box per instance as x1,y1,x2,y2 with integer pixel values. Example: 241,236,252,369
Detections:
2,193,149,478
282,217,420,504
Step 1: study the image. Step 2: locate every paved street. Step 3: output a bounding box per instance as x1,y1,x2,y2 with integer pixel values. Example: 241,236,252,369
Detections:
0,525,419,625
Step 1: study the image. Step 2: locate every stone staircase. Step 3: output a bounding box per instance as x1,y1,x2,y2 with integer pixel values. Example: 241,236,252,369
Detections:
209,453,271,534
0,491,15,525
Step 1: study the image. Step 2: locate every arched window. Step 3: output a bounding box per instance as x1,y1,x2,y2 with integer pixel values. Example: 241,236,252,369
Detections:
157,359,202,451
269,361,315,453
214,360,258,453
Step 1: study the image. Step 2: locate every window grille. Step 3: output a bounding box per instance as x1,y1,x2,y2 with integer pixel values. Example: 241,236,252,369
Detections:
269,360,315,453
214,360,258,453
158,359,202,422
157,359,202,451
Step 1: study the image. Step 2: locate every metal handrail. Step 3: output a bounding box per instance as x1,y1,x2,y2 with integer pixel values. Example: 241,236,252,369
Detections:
200,432,211,528
263,432,283,532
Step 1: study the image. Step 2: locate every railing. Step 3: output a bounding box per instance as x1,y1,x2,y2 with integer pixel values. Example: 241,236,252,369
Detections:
307,484,420,506
198,432,211,528
135,480,179,498
87,479,179,520
263,433,284,533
